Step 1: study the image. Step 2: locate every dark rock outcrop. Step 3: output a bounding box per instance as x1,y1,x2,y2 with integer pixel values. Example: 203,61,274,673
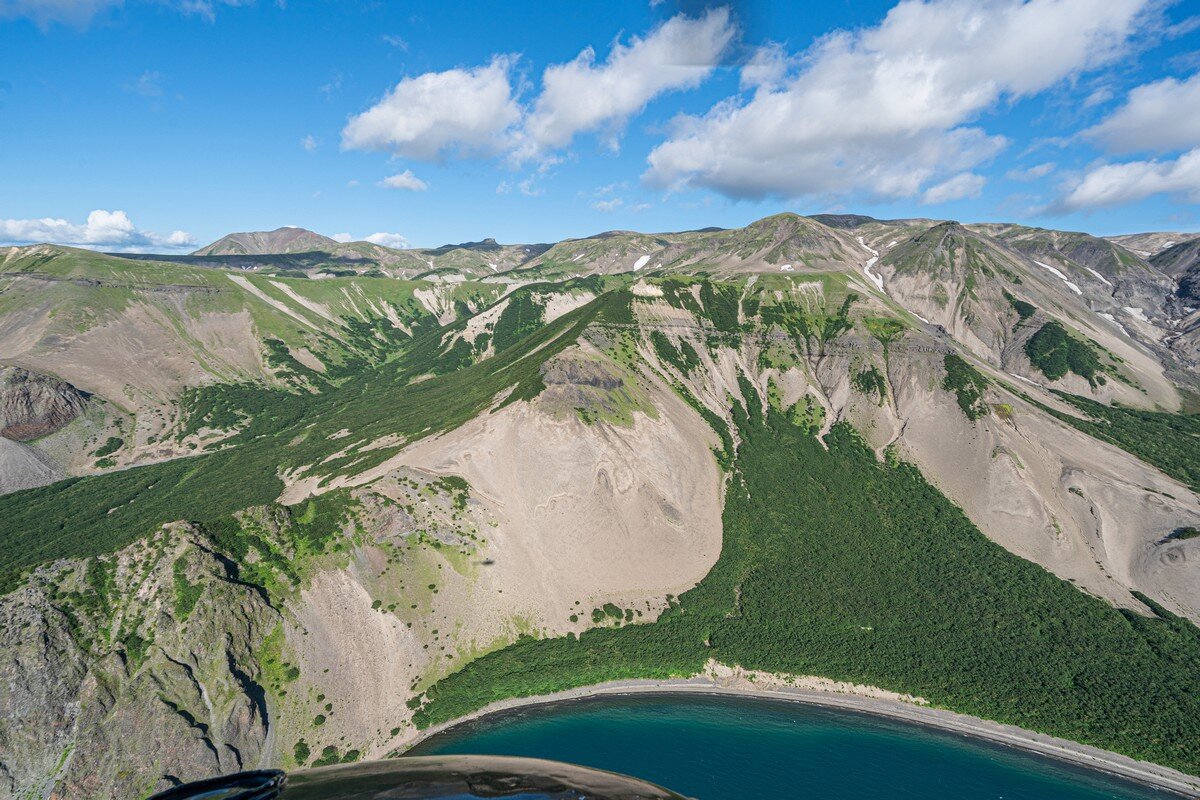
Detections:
0,366,88,442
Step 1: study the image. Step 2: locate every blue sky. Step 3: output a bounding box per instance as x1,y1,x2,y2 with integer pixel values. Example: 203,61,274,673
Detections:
1,0,1198,251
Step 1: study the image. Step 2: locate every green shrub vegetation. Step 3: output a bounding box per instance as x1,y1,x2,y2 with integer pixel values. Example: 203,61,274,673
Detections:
851,365,887,404
171,556,203,622
942,354,988,420
649,331,700,375
698,280,742,332
1003,291,1036,323
1035,391,1200,491
93,436,124,458
411,397,1200,774
491,290,545,353
1025,321,1103,386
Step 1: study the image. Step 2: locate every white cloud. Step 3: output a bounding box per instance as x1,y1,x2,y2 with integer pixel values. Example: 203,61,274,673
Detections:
1061,148,1200,209
1085,72,1200,153
591,198,623,212
382,34,408,51
300,134,318,152
364,232,411,249
921,172,985,203
0,209,195,252
1006,161,1056,181
331,233,354,243
645,0,1151,201
378,170,428,191
518,8,735,157
740,43,788,90
342,56,521,161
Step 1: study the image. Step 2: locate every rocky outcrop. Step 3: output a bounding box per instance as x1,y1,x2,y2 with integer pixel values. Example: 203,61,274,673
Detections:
0,525,277,799
0,367,88,442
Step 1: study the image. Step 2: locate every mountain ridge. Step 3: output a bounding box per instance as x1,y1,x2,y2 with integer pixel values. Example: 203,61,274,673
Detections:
1,213,1199,798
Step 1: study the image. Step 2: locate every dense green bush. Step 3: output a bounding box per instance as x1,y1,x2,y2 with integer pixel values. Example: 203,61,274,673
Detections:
1003,290,1036,322
942,354,988,420
1025,321,1102,385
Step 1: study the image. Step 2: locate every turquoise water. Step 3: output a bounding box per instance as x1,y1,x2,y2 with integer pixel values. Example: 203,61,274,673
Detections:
409,694,1176,800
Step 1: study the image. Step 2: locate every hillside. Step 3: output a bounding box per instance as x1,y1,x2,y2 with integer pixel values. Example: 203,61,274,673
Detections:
0,216,1199,798
180,228,550,279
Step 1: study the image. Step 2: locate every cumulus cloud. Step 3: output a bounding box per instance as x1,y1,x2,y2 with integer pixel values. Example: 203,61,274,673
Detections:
739,42,788,90
1061,148,1200,209
378,170,428,191
331,233,354,243
341,56,521,161
1085,72,1200,153
363,232,411,249
0,209,195,252
518,8,735,157
644,0,1151,201
300,134,318,152
921,172,986,203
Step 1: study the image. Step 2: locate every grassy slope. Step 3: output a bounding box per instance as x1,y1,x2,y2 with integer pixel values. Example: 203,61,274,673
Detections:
0,247,504,379
0,287,626,591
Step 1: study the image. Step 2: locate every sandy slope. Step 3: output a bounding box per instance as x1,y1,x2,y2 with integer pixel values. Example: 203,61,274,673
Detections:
277,367,725,758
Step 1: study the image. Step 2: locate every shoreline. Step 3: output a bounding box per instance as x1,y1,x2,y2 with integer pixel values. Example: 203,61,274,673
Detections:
399,673,1200,798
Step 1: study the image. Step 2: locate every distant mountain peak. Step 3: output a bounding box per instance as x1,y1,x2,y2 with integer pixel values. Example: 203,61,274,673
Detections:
193,226,341,256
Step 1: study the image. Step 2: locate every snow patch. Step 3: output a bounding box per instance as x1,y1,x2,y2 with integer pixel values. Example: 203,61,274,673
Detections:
779,263,793,272
1033,261,1083,295
633,255,651,272
857,236,884,290
1098,312,1129,337
862,256,884,291
856,235,880,257
1122,306,1149,323
1085,267,1113,288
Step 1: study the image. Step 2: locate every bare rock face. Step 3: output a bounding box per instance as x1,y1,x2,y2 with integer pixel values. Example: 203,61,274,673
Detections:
0,366,88,442
0,526,278,800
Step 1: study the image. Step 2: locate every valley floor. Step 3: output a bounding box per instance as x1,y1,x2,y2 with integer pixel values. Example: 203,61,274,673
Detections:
399,664,1200,798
